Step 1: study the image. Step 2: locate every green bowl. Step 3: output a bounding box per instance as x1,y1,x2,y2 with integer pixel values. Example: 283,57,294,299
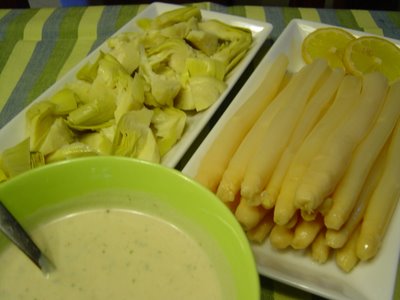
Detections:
0,156,259,299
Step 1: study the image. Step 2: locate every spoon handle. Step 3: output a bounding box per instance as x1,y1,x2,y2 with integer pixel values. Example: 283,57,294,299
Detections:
0,201,43,269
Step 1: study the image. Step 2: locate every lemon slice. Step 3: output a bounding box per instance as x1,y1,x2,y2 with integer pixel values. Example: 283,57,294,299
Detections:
343,36,400,83
302,27,355,69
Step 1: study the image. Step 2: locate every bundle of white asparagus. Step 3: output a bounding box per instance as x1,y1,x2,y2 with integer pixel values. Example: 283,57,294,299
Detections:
194,54,400,272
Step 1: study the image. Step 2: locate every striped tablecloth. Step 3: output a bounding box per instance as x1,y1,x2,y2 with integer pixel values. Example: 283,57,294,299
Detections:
0,3,399,299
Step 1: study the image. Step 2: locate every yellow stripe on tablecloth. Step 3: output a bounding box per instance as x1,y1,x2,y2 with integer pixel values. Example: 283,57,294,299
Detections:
137,4,149,13
0,9,11,21
351,10,383,36
245,6,266,22
56,6,104,79
299,8,321,23
0,41,36,110
23,8,54,41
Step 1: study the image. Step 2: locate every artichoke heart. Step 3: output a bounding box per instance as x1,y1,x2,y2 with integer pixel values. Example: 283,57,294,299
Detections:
176,76,226,111
152,7,201,29
185,57,225,81
49,88,78,115
198,19,252,75
46,142,98,164
147,38,193,74
112,108,160,163
79,130,113,156
185,29,219,56
67,77,116,127
39,118,75,156
0,167,7,182
107,32,142,74
114,72,145,122
1,138,31,178
152,107,186,156
139,55,181,107
76,51,106,83
26,101,56,151
159,17,198,39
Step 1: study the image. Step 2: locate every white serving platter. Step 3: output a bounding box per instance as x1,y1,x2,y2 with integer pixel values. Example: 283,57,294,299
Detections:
182,19,400,300
0,2,273,168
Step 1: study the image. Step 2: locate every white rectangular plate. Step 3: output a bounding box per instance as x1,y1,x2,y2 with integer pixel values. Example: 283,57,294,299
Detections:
182,19,400,300
0,2,273,168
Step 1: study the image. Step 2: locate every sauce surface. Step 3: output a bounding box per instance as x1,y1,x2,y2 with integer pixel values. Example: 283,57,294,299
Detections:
0,209,223,300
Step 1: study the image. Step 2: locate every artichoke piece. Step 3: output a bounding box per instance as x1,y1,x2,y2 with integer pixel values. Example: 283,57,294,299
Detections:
67,96,115,127
94,53,144,121
186,57,225,81
198,20,252,75
67,77,116,127
1,138,30,178
49,88,78,115
39,118,75,156
107,32,142,74
185,29,219,56
159,17,198,39
76,51,106,83
46,142,98,164
26,101,56,151
66,80,92,104
67,119,114,132
176,76,226,111
141,30,168,50
112,108,160,163
152,7,201,29
114,72,145,123
79,131,113,155
0,167,7,182
198,19,251,41
139,55,181,107
147,38,193,74
30,151,45,169
151,107,186,156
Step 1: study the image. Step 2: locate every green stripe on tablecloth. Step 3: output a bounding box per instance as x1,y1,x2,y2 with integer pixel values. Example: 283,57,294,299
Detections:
23,8,54,41
57,6,104,79
0,41,36,110
0,9,38,71
0,9,11,20
115,5,140,31
299,8,320,23
227,5,246,17
351,10,383,36
335,9,363,31
245,5,267,22
283,7,301,25
27,7,86,103
370,11,400,40
89,5,122,51
387,11,400,30
0,9,53,110
264,7,286,40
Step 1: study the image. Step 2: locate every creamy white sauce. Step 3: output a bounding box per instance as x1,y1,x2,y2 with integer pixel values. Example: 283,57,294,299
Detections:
0,209,223,300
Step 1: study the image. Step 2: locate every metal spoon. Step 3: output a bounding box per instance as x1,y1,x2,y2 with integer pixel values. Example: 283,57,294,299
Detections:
0,200,55,275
